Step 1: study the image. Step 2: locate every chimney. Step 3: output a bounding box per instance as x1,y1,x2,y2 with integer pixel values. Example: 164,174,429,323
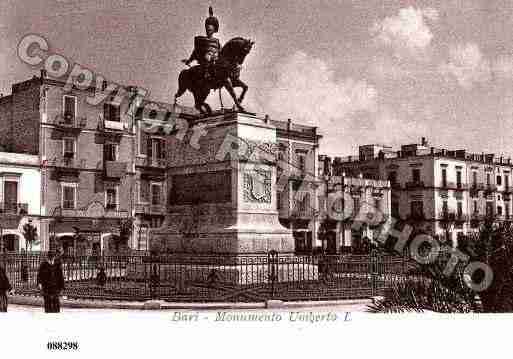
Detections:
264,114,270,124
287,118,291,131
421,137,427,146
102,80,108,91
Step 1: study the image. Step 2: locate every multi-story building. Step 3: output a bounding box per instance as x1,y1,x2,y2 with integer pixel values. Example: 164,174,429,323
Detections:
269,118,391,254
0,151,42,252
332,138,513,246
0,72,136,254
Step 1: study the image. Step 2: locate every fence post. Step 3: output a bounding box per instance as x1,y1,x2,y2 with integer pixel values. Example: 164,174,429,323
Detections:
268,250,278,299
370,250,377,297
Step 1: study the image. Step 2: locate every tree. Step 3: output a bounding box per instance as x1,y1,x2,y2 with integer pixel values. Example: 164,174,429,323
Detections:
22,221,38,251
369,221,513,313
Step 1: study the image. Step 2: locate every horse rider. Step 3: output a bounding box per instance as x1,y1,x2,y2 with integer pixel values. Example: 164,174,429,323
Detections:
182,6,221,81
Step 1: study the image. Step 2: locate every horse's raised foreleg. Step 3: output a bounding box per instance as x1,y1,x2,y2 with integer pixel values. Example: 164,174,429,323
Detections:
232,78,248,104
223,78,244,112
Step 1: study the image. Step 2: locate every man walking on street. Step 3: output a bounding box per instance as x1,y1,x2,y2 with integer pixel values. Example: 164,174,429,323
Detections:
0,262,14,312
37,251,65,313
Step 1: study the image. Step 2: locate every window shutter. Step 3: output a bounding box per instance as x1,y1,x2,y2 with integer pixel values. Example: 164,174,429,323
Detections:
147,138,153,158
140,180,150,202
139,125,148,155
160,140,166,159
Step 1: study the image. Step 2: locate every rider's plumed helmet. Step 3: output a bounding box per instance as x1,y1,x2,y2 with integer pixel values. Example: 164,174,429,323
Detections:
205,6,219,33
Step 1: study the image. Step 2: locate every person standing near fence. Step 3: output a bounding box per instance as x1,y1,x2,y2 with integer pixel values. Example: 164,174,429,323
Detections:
0,262,14,312
37,251,65,313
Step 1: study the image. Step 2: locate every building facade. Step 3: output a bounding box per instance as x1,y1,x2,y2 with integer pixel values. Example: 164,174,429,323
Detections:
332,138,513,246
0,72,137,254
0,152,42,252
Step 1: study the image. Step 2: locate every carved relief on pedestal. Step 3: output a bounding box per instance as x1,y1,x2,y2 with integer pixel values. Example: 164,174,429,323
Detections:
243,169,272,203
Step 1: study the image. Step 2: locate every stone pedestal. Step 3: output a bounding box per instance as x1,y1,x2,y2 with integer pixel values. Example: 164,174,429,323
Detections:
151,111,294,254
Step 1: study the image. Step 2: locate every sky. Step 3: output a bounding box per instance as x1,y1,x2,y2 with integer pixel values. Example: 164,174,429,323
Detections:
1,0,513,157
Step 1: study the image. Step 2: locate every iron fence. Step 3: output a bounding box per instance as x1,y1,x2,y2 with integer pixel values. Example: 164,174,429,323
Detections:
0,251,415,303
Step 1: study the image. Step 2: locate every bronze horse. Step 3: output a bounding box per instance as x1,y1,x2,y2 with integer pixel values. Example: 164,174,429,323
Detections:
174,37,254,114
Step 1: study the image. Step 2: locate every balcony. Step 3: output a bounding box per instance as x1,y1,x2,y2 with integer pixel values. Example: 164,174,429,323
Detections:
0,202,28,215
469,183,484,197
504,186,512,195
405,181,425,190
504,193,511,201
53,114,87,133
96,117,126,143
290,200,314,219
104,161,127,180
55,207,129,219
438,212,467,222
136,156,167,169
135,203,166,216
48,157,86,180
484,184,497,194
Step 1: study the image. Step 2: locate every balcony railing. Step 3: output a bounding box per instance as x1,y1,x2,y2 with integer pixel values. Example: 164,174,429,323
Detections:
48,157,86,169
438,212,468,222
104,161,127,179
0,202,28,215
136,156,167,169
405,181,424,189
135,203,166,215
484,184,497,194
290,200,314,219
54,114,87,130
441,182,467,191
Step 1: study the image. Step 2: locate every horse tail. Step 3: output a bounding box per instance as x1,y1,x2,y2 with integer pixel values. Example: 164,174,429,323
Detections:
175,69,188,99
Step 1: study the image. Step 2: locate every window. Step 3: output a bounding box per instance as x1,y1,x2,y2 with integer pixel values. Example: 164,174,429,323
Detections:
151,183,162,205
105,186,118,210
441,168,447,187
473,200,478,214
147,138,166,161
63,95,76,123
457,201,463,217
3,180,18,212
456,171,462,188
388,171,397,185
410,201,424,219
497,175,502,186
472,172,477,186
486,202,494,217
62,184,76,209
498,206,503,216
486,173,491,185
104,143,117,162
104,102,120,122
506,175,510,189
506,205,510,218
63,138,75,158
139,181,150,203
412,169,421,183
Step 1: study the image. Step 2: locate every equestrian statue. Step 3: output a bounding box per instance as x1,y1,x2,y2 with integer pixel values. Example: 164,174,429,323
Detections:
175,6,254,114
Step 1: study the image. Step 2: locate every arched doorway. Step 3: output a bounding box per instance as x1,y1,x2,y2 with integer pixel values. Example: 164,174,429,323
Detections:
1,234,19,253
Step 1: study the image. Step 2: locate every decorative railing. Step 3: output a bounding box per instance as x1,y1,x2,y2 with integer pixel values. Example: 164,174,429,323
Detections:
405,181,425,189
54,114,87,129
135,203,166,215
104,161,127,179
0,202,28,215
2,251,413,303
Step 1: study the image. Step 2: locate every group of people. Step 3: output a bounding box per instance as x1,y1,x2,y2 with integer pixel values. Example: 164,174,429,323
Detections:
0,251,65,313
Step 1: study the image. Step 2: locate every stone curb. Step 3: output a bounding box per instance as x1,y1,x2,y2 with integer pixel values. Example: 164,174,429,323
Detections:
10,295,372,310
